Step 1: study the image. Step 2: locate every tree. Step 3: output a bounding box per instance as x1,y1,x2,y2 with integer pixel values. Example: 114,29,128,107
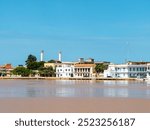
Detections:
95,64,108,73
48,59,56,63
25,54,37,65
48,59,61,63
12,67,31,77
27,61,45,70
37,61,45,68
27,62,38,70
38,66,55,77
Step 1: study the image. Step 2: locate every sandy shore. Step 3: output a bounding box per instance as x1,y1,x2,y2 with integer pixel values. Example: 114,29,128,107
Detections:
0,97,150,113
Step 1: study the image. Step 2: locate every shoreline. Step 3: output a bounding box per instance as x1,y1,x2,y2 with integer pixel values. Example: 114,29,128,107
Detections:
0,77,136,81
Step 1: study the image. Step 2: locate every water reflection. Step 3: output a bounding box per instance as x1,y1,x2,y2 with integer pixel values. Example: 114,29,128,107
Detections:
103,88,128,98
0,80,150,99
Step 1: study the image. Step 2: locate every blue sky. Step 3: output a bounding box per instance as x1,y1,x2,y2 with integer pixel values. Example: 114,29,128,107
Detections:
0,0,150,66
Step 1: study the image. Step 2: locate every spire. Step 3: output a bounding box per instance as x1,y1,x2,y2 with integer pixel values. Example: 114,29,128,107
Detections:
58,51,62,62
40,50,44,61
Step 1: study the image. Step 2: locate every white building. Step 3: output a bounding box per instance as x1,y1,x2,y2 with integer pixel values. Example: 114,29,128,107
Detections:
104,63,147,78
74,64,95,78
147,64,150,78
56,64,74,78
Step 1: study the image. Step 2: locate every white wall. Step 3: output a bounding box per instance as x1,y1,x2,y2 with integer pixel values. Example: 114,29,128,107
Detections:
56,65,74,78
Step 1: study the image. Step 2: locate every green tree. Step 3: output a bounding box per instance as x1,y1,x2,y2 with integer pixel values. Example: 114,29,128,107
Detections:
38,66,55,77
12,67,31,77
95,64,108,73
48,59,61,63
27,61,45,70
37,61,45,68
27,62,38,70
25,54,37,65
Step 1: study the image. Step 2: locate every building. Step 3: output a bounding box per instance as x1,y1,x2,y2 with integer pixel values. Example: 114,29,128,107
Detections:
0,64,14,77
44,62,60,69
104,62,147,78
74,63,96,78
147,64,150,79
56,64,74,78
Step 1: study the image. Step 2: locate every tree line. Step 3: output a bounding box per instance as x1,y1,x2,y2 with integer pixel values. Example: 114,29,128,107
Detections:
12,54,55,77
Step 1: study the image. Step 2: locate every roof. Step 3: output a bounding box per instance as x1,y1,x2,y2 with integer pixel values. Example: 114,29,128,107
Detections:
0,64,13,69
74,64,95,67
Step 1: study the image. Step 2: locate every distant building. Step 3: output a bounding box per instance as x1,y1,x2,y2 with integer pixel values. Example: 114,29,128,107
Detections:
78,58,95,64
104,62,148,78
56,64,74,78
74,64,96,78
0,64,14,77
147,64,150,79
44,63,59,69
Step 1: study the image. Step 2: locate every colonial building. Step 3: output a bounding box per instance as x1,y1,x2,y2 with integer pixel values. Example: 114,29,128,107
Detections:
104,62,148,78
56,64,74,78
74,64,96,78
44,62,61,69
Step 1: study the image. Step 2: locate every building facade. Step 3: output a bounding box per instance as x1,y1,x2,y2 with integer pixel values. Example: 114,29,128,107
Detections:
74,64,96,78
104,63,147,78
56,64,74,78
0,64,14,77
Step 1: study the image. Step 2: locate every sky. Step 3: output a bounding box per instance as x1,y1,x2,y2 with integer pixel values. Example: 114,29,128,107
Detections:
0,0,150,66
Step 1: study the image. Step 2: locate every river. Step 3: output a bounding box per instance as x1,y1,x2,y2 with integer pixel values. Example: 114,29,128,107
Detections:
0,80,150,99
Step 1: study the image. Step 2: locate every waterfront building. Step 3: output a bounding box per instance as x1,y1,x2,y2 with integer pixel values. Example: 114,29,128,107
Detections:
147,64,150,78
0,64,14,77
74,63,96,78
44,62,61,69
104,62,147,78
56,64,74,78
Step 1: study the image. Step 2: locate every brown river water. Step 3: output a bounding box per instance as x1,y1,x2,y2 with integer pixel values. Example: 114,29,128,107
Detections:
0,79,150,99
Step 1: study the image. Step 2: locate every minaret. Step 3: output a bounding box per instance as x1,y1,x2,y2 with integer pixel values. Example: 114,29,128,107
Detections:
40,50,44,61
58,51,62,62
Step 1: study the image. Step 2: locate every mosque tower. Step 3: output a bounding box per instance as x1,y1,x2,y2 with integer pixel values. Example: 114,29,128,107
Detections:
40,50,44,61
58,51,62,62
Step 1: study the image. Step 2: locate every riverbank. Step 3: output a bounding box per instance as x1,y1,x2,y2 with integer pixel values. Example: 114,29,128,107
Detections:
0,77,136,81
0,97,149,113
